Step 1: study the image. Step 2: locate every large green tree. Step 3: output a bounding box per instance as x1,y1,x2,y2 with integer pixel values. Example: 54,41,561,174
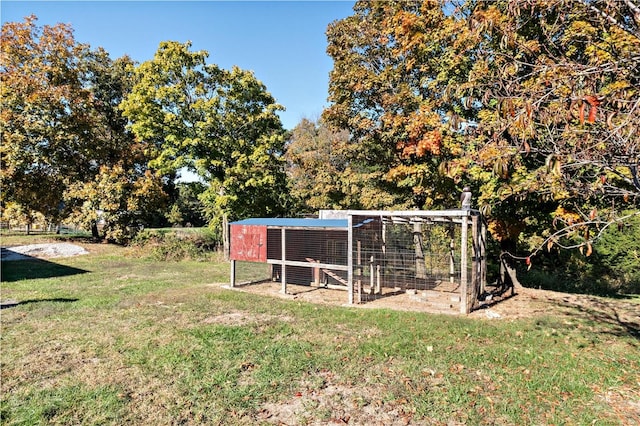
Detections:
325,0,640,269
120,41,291,230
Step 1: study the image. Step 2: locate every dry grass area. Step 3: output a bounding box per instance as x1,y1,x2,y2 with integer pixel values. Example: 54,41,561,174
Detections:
230,279,640,329
222,280,640,425
2,238,639,425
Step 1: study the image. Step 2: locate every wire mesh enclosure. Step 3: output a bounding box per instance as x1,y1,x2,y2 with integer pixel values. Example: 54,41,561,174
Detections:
229,217,350,291
229,210,486,314
344,211,486,313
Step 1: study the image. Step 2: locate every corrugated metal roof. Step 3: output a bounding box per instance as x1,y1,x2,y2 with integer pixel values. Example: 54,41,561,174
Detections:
230,218,348,228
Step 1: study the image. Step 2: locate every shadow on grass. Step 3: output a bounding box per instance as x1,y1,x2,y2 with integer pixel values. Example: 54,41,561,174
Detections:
0,298,79,309
552,295,640,342
1,252,89,282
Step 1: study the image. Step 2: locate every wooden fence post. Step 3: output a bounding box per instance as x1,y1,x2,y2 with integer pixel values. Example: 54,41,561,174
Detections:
460,215,469,314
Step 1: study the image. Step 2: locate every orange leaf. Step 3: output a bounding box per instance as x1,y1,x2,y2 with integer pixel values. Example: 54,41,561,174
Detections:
585,96,599,123
584,95,600,106
585,242,593,257
579,102,585,125
587,105,597,123
589,208,597,220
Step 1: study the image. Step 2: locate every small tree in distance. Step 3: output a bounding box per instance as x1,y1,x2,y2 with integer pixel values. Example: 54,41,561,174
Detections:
286,117,403,212
165,182,207,228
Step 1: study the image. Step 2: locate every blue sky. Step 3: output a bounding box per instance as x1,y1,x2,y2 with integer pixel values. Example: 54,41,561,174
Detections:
1,1,355,131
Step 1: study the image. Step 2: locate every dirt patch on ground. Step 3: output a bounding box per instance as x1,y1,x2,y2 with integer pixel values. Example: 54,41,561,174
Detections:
259,370,416,426
202,311,294,326
224,281,640,330
248,366,640,426
597,385,640,425
468,286,640,333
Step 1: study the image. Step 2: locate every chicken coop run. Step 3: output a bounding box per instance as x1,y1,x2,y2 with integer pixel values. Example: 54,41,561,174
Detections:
229,210,487,314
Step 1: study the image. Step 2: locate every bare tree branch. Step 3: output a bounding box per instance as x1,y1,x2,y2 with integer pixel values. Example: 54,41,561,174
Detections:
576,0,640,40
623,0,640,27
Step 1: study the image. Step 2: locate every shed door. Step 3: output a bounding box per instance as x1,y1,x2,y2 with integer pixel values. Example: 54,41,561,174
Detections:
230,225,267,262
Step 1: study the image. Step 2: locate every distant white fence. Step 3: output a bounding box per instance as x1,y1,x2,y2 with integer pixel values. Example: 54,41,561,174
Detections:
0,222,85,234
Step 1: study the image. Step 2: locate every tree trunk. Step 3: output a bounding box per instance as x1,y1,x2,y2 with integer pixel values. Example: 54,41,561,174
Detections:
414,222,427,279
222,213,229,261
499,239,522,294
91,222,101,240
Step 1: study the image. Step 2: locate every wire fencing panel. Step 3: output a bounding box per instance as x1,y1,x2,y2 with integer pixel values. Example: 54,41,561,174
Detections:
351,214,478,310
267,228,349,287
233,260,272,285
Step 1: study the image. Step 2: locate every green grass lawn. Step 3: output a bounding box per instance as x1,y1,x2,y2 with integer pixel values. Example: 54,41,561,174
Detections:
1,237,638,425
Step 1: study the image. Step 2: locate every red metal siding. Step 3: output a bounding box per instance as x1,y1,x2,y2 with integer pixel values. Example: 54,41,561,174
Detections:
230,225,267,262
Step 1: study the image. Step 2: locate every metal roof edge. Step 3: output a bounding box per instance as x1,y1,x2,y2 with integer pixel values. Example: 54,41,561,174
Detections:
319,209,481,218
230,218,349,228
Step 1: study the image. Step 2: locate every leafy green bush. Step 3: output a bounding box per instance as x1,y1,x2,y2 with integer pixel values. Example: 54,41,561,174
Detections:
588,213,640,294
130,228,219,261
520,212,640,295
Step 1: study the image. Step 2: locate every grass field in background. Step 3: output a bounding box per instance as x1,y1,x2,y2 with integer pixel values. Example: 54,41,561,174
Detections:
1,235,638,425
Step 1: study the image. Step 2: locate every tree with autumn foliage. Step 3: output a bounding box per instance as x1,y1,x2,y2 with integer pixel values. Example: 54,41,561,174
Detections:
286,118,345,212
1,16,93,226
1,16,167,241
325,0,639,289
120,41,292,234
324,1,460,210
286,117,402,211
441,0,640,261
65,164,167,242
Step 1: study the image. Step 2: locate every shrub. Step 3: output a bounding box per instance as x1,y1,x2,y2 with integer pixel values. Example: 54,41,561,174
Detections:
520,212,640,295
130,228,219,261
589,212,640,294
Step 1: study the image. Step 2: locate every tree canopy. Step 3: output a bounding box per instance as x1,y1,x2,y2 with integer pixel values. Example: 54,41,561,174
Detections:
3,6,638,292
1,16,167,240
2,21,292,239
285,117,404,211
120,41,292,227
1,16,94,223
324,0,640,260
